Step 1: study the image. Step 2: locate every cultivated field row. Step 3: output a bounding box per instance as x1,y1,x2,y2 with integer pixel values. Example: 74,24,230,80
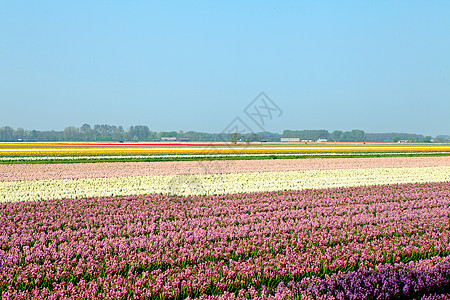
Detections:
1,166,449,203
1,156,449,181
1,143,450,158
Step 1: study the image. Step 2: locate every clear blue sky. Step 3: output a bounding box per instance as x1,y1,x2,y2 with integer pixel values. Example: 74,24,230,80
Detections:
1,1,449,136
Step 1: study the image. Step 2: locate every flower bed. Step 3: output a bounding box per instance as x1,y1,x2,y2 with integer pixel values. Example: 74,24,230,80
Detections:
1,166,450,203
1,156,449,182
1,182,450,299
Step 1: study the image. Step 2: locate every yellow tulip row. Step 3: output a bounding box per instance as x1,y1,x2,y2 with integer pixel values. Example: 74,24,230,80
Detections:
1,166,449,203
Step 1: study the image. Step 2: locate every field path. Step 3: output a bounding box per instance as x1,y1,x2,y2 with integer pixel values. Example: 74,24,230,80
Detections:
2,156,450,181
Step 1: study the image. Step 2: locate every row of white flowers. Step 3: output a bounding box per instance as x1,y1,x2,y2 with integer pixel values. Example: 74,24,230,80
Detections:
1,152,449,161
1,166,449,203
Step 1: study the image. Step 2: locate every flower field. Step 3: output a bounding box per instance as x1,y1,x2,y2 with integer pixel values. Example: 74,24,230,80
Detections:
1,142,450,162
1,154,450,299
2,182,450,299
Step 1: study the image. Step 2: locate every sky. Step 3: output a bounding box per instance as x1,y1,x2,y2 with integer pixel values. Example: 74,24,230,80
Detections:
1,1,449,136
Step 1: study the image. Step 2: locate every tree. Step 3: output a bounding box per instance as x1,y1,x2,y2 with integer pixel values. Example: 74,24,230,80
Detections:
80,124,92,141
330,130,343,142
31,130,38,141
0,126,14,141
63,126,80,141
229,133,240,144
340,131,353,142
15,128,25,140
251,133,261,142
350,130,365,142
129,125,150,141
113,126,125,141
392,136,400,143
423,136,432,143
160,131,177,138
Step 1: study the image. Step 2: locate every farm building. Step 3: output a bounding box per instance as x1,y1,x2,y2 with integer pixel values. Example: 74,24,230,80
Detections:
280,138,300,142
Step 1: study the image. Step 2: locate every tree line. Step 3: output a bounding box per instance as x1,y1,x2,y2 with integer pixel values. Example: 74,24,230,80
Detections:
0,124,153,142
281,129,432,142
0,124,284,142
0,125,444,142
